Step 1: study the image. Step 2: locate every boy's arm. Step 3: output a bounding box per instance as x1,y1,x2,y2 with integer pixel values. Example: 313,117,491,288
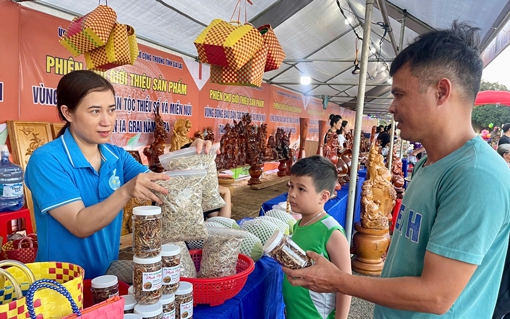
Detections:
326,229,352,319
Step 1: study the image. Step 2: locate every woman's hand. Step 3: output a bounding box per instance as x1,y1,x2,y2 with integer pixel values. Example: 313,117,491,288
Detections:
122,172,170,204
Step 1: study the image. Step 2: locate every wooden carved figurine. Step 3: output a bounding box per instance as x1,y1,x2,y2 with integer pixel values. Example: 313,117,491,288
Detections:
143,105,166,173
170,119,192,151
316,120,328,156
391,145,405,199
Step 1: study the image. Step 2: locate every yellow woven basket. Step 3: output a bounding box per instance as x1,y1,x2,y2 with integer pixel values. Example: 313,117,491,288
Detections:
0,261,84,319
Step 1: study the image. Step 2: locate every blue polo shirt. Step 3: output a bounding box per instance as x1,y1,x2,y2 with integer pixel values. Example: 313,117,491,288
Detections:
25,129,147,279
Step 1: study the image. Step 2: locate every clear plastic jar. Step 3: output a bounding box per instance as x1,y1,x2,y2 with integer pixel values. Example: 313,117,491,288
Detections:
91,275,119,304
263,230,313,269
134,303,163,319
132,206,162,258
122,294,136,314
159,293,176,319
175,282,193,319
128,285,134,295
161,244,181,295
133,254,162,305
124,314,142,319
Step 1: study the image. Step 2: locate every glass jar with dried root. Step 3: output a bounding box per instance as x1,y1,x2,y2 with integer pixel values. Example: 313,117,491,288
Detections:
133,254,163,305
91,275,119,304
263,230,313,269
159,293,176,319
134,303,163,319
175,282,193,319
132,206,162,258
161,244,181,294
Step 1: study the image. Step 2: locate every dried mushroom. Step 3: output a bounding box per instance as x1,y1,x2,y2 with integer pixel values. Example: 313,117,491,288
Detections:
198,227,245,278
132,213,162,258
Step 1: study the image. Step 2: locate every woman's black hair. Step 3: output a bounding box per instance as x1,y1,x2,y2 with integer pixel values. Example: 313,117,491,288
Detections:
56,70,115,137
329,114,342,127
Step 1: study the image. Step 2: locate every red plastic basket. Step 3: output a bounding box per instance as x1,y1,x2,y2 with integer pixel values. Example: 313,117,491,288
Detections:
181,249,255,306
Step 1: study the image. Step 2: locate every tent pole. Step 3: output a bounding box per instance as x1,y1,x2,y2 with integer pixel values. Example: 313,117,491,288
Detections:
398,11,407,160
345,0,374,245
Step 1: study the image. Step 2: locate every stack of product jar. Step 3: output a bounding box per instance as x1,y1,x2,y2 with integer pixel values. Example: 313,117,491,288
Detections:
130,206,191,319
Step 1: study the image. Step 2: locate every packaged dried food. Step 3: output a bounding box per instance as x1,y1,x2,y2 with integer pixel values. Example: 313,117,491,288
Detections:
134,303,163,319
159,144,225,212
153,169,208,242
175,282,193,319
161,244,181,295
132,206,162,258
91,275,119,304
170,241,197,278
133,254,163,305
122,294,136,313
198,227,245,278
263,230,313,269
159,293,176,319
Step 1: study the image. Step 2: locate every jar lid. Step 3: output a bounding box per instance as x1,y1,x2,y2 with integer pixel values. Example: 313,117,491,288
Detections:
133,206,161,216
123,314,142,319
121,294,136,310
133,254,161,264
161,244,181,257
159,293,175,304
134,303,163,317
128,285,134,295
263,229,284,254
175,281,193,295
91,275,118,289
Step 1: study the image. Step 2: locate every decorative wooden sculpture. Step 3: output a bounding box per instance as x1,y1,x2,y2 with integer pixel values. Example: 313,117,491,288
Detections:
170,118,192,151
194,126,215,143
352,142,396,276
316,120,328,156
143,106,166,172
391,145,405,199
324,131,339,165
298,117,309,159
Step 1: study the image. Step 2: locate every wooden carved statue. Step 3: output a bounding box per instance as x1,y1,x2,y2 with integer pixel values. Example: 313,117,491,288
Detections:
324,131,339,165
170,119,192,151
143,105,166,173
264,135,278,161
391,145,405,199
360,143,397,229
194,126,215,143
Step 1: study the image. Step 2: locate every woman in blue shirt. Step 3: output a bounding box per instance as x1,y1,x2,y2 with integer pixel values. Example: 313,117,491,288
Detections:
25,70,210,278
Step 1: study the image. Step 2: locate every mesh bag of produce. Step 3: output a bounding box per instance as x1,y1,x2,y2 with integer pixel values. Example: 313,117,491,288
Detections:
153,169,207,242
159,144,225,212
240,230,263,262
240,218,280,246
256,216,290,235
169,241,197,278
265,209,297,233
206,216,241,229
198,227,245,278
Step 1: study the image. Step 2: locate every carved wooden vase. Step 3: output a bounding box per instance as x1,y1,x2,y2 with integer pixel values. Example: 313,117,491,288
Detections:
277,159,287,177
298,117,309,159
317,120,328,156
352,222,390,276
248,163,264,185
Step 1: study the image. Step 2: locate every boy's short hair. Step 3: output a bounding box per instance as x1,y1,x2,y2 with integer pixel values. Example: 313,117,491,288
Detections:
290,155,338,194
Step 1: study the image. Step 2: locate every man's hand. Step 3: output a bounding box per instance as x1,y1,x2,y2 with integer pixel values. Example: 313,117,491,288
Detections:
283,251,343,293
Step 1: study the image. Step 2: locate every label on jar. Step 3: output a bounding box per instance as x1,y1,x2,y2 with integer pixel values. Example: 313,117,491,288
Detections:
162,308,175,319
180,300,193,319
163,265,180,285
282,245,307,267
1,182,23,198
142,269,162,291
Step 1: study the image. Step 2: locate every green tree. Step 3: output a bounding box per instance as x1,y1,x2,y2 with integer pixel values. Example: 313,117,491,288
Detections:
471,80,510,131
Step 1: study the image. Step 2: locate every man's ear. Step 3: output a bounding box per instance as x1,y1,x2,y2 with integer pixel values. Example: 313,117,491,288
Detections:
436,78,451,105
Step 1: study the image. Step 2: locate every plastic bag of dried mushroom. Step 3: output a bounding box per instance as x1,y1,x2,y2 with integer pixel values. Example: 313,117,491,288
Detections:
159,143,226,212
152,169,208,243
198,227,246,278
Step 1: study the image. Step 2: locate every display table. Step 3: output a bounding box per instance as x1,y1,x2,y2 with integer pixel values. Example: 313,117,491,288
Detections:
194,257,285,319
260,177,365,231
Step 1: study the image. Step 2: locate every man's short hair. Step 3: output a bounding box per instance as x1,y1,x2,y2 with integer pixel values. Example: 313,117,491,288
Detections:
503,123,510,133
390,21,483,103
290,155,338,194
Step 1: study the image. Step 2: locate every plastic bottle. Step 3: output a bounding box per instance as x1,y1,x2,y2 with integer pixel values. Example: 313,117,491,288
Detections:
0,145,24,212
